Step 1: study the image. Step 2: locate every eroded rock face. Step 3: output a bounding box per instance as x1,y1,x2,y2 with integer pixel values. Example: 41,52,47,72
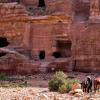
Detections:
0,2,27,17
0,0,100,74
0,50,40,75
0,3,27,46
71,23,100,72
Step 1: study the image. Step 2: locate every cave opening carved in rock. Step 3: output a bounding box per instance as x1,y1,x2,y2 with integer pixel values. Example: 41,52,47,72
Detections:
0,52,7,57
39,50,45,60
38,0,46,7
0,37,9,47
55,40,72,58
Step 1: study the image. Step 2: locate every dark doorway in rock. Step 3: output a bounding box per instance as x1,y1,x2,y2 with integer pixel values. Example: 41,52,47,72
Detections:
52,52,61,58
0,52,7,57
39,50,45,60
56,40,72,57
0,37,9,47
38,0,46,7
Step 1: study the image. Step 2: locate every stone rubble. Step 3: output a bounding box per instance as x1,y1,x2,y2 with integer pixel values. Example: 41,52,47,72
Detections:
0,72,99,99
0,87,99,100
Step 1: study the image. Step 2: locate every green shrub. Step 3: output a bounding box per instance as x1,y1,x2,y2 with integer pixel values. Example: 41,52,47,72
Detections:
59,84,67,93
48,71,67,91
49,79,63,91
59,79,80,93
48,71,80,93
0,74,8,81
53,71,67,80
70,79,80,85
66,79,80,93
59,82,73,93
18,81,27,88
66,83,72,93
70,79,79,85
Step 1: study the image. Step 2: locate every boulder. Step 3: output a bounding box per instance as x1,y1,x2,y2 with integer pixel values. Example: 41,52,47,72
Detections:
39,94,49,100
72,83,81,90
73,89,83,94
69,89,83,97
74,93,83,97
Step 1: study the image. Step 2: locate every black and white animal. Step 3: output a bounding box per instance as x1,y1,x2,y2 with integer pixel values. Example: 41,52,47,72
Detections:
81,76,92,93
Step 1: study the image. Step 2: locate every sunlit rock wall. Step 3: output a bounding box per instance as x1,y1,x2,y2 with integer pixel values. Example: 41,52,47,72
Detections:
71,22,100,72
0,0,100,73
0,3,29,47
23,0,74,16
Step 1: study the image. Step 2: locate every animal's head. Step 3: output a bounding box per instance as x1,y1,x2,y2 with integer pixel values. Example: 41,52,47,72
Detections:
86,76,91,80
86,76,93,83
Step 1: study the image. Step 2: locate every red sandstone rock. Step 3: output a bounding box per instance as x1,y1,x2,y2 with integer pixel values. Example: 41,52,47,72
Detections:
72,83,81,91
0,0,100,74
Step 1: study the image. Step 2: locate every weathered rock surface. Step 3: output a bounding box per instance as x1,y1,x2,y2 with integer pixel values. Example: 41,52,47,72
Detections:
0,48,40,75
0,87,99,100
0,72,99,100
72,83,82,90
0,0,100,74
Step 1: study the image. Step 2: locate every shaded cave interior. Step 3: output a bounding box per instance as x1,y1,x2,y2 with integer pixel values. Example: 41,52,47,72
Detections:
38,0,46,8
39,50,45,60
53,40,72,58
0,37,9,47
0,37,9,57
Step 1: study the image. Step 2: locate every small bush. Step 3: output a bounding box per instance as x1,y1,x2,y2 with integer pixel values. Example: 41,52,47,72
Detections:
70,79,80,85
59,84,67,93
48,71,67,91
53,71,67,79
66,79,80,93
0,74,8,81
18,81,27,88
59,82,73,93
49,79,63,91
66,83,72,93
48,71,80,93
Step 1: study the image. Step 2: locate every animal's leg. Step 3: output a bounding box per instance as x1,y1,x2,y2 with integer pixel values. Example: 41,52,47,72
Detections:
85,87,87,93
95,84,97,92
97,84,100,92
90,87,92,92
94,83,97,93
87,87,89,93
83,87,85,92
